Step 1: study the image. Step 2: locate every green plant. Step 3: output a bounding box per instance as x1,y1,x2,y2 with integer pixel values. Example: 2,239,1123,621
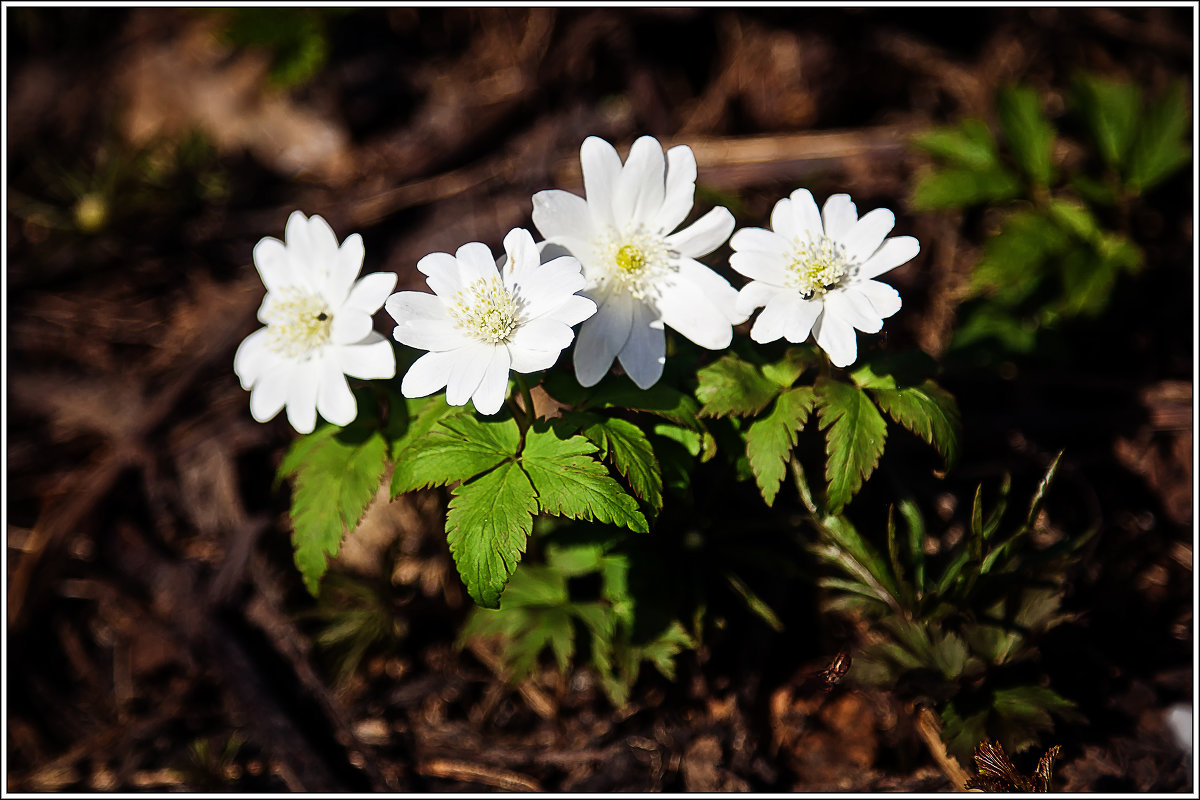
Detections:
811,452,1094,764
912,76,1191,358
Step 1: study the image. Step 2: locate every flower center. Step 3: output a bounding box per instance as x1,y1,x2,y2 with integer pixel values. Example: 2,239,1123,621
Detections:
449,276,523,344
786,235,850,299
593,227,674,301
262,287,332,358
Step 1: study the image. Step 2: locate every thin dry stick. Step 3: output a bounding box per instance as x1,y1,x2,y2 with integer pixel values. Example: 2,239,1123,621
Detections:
915,705,974,791
419,758,542,792
465,638,556,720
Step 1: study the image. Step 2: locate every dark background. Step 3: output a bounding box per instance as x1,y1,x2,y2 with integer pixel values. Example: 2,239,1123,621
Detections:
6,7,1194,791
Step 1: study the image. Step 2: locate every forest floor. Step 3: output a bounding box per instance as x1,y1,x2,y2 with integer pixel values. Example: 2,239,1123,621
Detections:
6,7,1195,792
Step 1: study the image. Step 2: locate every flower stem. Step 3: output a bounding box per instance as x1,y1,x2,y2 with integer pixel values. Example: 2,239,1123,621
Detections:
515,374,537,424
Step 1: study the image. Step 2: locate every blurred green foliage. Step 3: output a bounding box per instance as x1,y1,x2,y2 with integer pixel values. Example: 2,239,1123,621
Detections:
215,9,339,90
912,76,1191,359
811,453,1094,764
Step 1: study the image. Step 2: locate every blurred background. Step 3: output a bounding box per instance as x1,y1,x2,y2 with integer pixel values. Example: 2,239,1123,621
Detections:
5,7,1194,792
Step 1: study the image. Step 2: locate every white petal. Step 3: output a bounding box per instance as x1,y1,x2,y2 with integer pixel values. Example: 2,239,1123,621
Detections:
252,237,291,294
513,257,588,320
825,289,883,333
386,292,462,351
665,206,735,259
344,271,398,315
501,227,541,283
652,145,697,233
326,231,364,308
283,210,312,284
416,252,463,298
735,281,781,317
813,310,858,368
770,197,798,240
614,136,665,229
532,189,594,243
509,346,561,373
858,236,919,280
855,279,903,319
657,268,735,349
454,242,500,285
249,360,291,422
581,136,622,230
234,327,274,390
401,350,454,398
730,248,789,286
783,296,824,344
316,360,357,426
673,257,745,324
509,316,575,355
821,194,858,242
573,291,633,387
550,294,598,327
749,291,799,344
617,301,666,389
789,188,824,239
306,214,346,299
285,361,320,434
730,226,790,256
446,343,495,407
471,347,512,415
337,333,396,380
330,308,373,344
843,208,896,265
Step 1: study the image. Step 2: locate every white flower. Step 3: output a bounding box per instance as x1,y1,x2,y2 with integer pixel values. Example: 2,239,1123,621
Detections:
730,189,919,368
531,135,744,389
385,228,596,415
234,211,397,434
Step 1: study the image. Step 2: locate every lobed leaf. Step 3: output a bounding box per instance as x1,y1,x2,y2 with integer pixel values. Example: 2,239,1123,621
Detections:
1125,80,1192,193
814,378,888,513
912,119,1003,170
564,412,663,513
446,461,538,608
1072,74,1140,169
284,424,389,595
910,166,1022,210
997,84,1057,187
391,414,520,495
867,379,962,470
744,387,815,506
521,424,648,533
695,353,781,418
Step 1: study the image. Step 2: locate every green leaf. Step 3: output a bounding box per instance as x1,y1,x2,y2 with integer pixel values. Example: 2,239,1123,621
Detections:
866,380,962,470
814,378,888,513
564,412,663,513
547,374,707,432
391,415,520,495
997,84,1056,186
812,514,903,613
745,387,815,506
970,209,1068,305
1125,80,1192,193
896,498,927,597
910,166,1022,210
912,119,1003,170
1072,74,1140,168
446,461,538,608
695,353,781,418
724,572,784,632
521,424,648,533
761,346,820,388
283,424,389,595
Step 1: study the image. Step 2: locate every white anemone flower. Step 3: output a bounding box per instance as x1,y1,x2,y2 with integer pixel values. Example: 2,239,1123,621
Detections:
730,189,919,368
385,227,597,415
234,211,397,434
531,135,744,389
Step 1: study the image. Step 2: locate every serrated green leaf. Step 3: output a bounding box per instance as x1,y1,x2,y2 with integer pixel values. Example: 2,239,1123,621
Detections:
285,425,389,595
745,387,815,506
555,377,706,432
521,424,648,533
1126,80,1192,193
812,514,903,613
814,378,888,513
391,415,520,495
910,166,1022,210
564,412,663,513
446,461,538,608
695,353,781,418
971,210,1068,305
761,346,819,388
1072,74,1140,168
997,84,1056,186
867,379,962,470
912,118,1002,170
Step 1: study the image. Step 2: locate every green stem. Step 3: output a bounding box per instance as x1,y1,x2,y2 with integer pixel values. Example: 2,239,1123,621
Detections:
515,374,537,426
